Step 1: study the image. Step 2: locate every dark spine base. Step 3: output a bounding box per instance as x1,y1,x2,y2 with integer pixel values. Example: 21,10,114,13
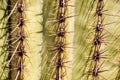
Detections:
6,0,25,80
54,0,68,80
15,0,24,80
91,0,104,80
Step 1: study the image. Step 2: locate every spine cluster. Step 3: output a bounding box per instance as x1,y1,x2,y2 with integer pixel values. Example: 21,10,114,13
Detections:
52,0,70,80
91,0,106,80
15,1,25,79
5,0,25,79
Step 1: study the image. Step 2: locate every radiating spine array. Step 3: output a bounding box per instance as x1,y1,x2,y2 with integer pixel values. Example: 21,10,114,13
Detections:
91,0,106,80
4,0,26,79
51,0,71,80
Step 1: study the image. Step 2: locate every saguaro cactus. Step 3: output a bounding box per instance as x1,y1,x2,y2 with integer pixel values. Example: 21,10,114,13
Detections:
0,0,120,80
0,0,42,80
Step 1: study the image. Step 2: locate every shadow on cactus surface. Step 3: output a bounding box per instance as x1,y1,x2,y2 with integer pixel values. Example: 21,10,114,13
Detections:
0,0,120,80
